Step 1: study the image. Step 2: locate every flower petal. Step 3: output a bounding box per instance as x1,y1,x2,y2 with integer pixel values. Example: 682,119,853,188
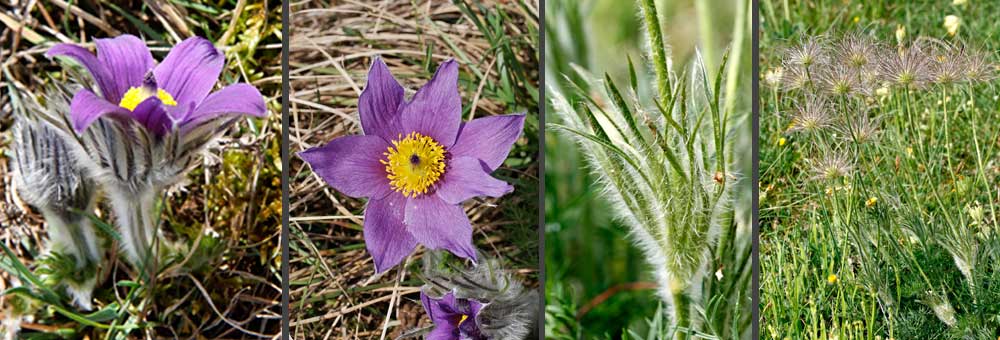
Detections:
422,292,460,339
422,291,460,324
359,57,405,141
130,97,172,137
95,35,155,103
403,195,477,262
153,36,224,106
68,89,128,133
181,83,267,128
436,156,513,205
47,44,117,102
364,194,418,273
450,113,526,171
400,60,462,147
298,135,393,199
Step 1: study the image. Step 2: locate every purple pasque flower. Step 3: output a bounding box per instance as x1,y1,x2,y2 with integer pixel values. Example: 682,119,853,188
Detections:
299,57,525,273
421,290,486,340
46,34,266,137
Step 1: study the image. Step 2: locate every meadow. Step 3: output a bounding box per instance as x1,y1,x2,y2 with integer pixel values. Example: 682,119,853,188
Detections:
0,1,283,338
760,0,1000,338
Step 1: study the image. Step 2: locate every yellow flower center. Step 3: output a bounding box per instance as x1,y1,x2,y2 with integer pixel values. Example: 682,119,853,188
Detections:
459,314,469,325
382,132,446,197
119,86,178,111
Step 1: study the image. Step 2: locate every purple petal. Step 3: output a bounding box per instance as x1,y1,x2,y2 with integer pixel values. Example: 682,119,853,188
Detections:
422,291,460,324
299,135,393,199
426,326,458,340
95,35,155,103
364,194,418,273
130,97,173,137
68,89,128,133
359,57,405,141
436,156,513,205
153,36,223,106
181,83,267,128
450,113,526,171
422,291,460,340
403,195,477,262
400,60,462,147
47,44,117,102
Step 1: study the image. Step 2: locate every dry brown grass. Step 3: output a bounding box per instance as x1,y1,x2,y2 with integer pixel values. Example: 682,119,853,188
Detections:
0,1,283,338
287,0,539,338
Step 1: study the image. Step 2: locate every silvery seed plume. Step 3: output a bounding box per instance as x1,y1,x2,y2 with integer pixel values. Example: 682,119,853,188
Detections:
808,151,853,181
817,64,869,97
837,112,881,145
958,47,997,83
927,43,965,85
835,32,882,70
779,64,813,91
11,109,100,310
418,252,538,340
34,84,236,268
788,96,834,133
879,42,934,90
785,36,829,69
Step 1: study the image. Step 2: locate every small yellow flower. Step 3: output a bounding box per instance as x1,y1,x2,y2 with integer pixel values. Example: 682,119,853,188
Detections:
778,137,787,146
896,25,906,45
853,16,860,23
953,0,967,5
827,274,838,284
866,197,878,207
825,187,835,196
944,15,961,36
906,147,914,156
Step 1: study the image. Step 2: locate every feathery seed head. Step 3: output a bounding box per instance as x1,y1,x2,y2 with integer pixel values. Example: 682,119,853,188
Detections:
789,96,834,133
809,152,854,181
880,44,934,90
786,36,829,69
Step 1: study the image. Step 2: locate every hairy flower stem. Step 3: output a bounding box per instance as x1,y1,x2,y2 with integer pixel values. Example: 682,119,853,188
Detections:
108,186,160,276
670,285,692,340
40,209,100,309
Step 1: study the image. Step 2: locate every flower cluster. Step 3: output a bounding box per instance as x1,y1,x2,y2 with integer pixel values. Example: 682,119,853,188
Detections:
772,33,997,181
776,33,995,96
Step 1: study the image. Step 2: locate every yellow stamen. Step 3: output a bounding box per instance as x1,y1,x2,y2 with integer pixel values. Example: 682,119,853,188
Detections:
827,274,838,284
382,132,446,197
459,314,468,325
119,87,178,111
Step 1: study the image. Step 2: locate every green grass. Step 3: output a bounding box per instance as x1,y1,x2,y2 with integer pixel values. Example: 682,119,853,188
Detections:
760,1,1000,339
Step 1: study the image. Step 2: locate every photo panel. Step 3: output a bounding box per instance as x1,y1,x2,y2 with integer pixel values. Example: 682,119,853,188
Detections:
0,0,283,338
544,0,754,338
286,1,540,338
760,0,1000,338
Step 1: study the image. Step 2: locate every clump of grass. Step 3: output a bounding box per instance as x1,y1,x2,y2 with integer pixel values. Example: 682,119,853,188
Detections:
286,0,539,338
0,1,282,338
548,0,752,337
762,27,1000,339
